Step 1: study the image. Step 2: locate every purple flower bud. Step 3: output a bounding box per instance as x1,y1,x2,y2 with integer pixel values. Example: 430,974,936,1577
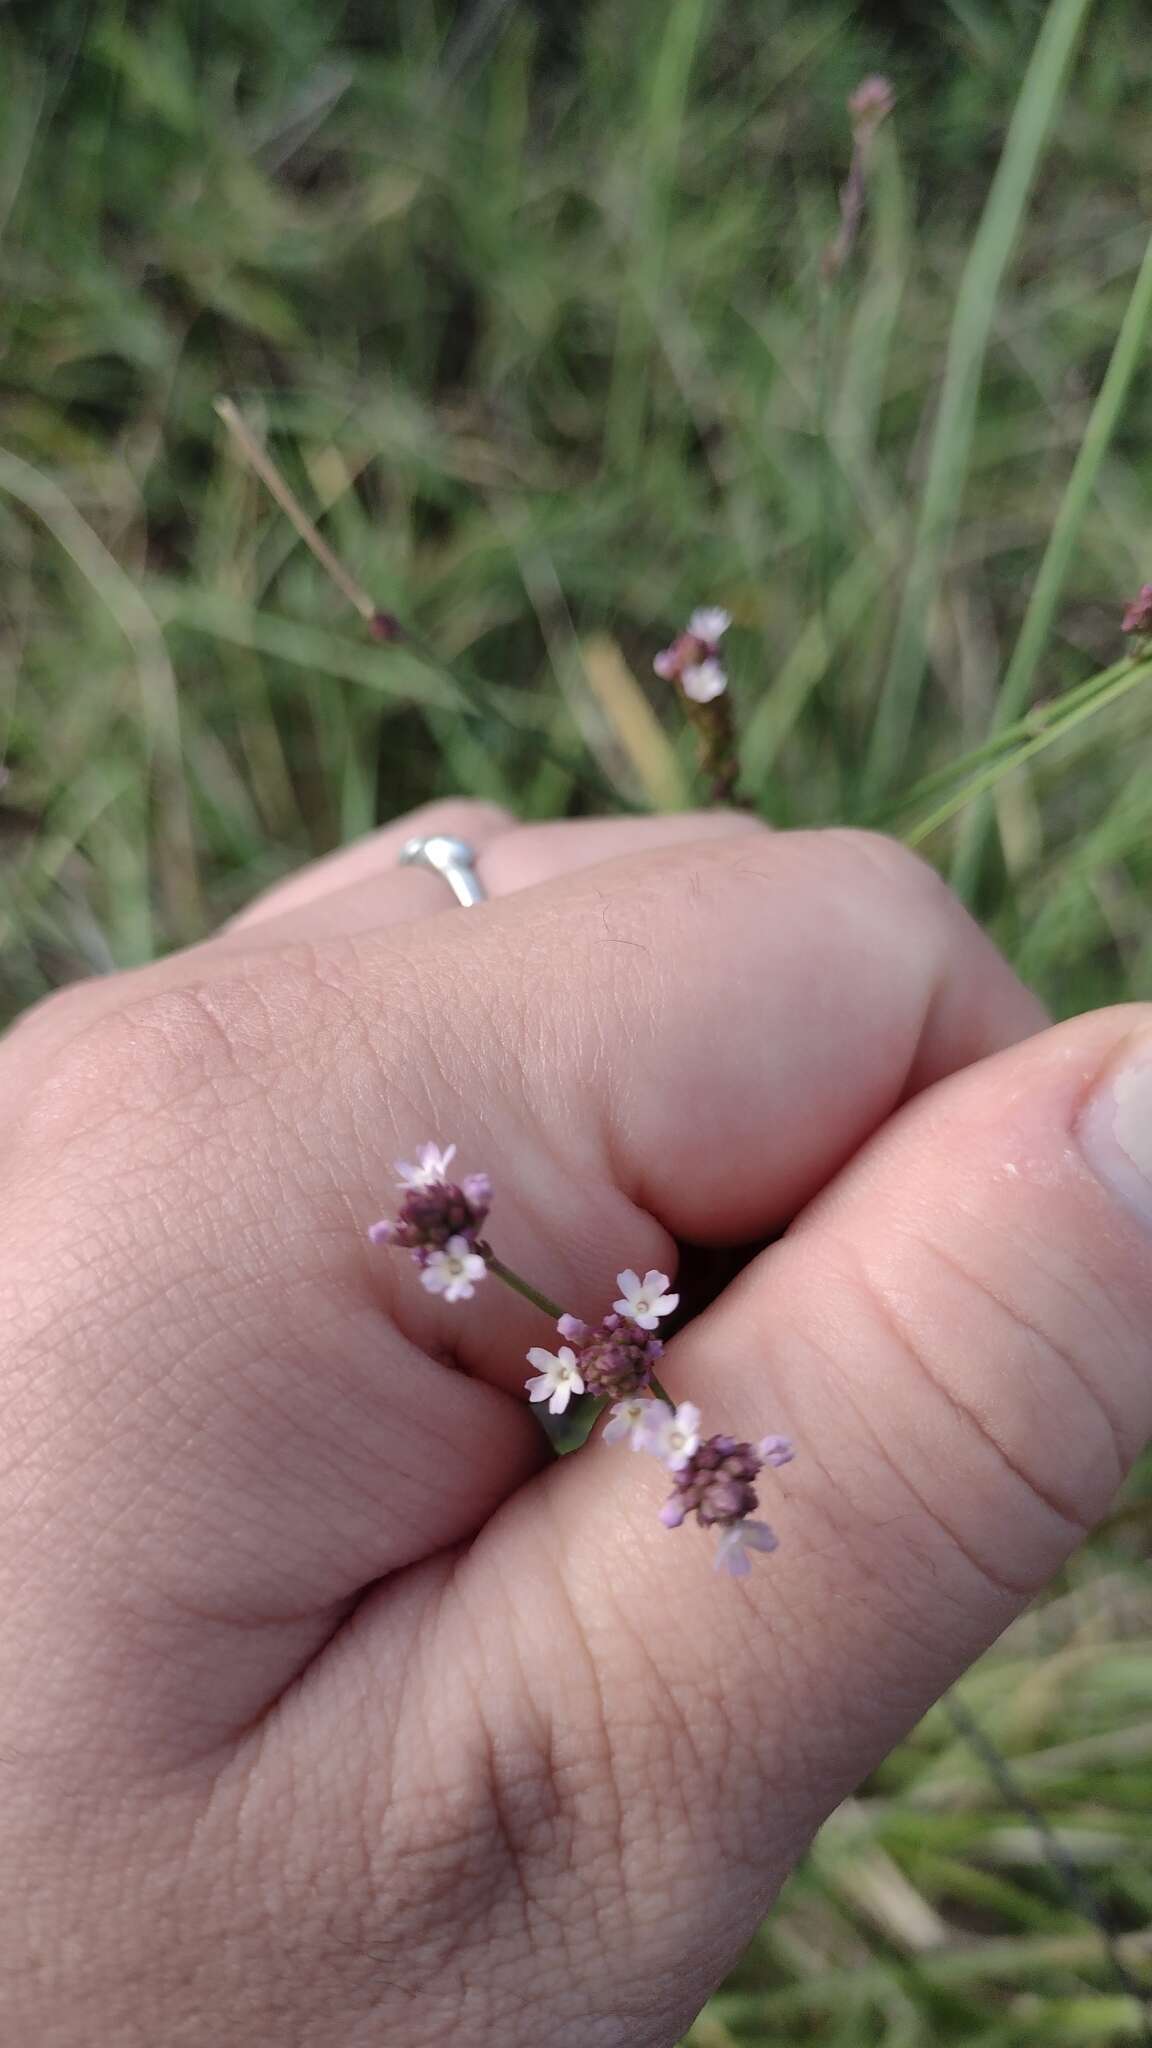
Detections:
759,1434,794,1468
659,1433,766,1530
367,1218,396,1245
575,1323,662,1399
659,1498,687,1529
557,1313,593,1344
369,609,405,644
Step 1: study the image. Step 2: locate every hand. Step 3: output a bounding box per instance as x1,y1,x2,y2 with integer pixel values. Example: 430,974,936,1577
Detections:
2,802,1149,2047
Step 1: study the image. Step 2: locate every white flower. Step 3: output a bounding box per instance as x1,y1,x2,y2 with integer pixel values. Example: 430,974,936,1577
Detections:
613,1268,679,1331
395,1141,457,1190
638,1398,701,1472
687,607,731,645
681,657,727,704
525,1345,585,1416
601,1396,658,1448
714,1519,778,1578
420,1234,486,1303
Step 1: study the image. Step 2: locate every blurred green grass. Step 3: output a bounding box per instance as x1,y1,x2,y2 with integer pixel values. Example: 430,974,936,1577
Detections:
2,1,1152,2040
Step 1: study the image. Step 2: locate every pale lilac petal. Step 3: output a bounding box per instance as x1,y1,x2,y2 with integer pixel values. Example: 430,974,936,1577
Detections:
526,1372,555,1403
557,1313,592,1344
759,1434,795,1468
660,1497,687,1529
421,1142,456,1177
615,1269,641,1299
634,1398,672,1449
527,1346,560,1372
367,1218,395,1245
714,1526,751,1576
601,1410,633,1445
715,1519,778,1575
653,648,678,679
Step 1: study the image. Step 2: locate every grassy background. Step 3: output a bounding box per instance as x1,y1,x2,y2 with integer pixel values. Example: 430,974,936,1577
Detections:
2,0,1152,2038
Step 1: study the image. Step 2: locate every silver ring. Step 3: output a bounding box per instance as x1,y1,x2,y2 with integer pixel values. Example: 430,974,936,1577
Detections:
398,834,488,908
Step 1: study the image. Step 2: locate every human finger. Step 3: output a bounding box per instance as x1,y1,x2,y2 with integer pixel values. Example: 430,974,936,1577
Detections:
0,832,1041,1757
219,807,766,945
415,1004,1152,2037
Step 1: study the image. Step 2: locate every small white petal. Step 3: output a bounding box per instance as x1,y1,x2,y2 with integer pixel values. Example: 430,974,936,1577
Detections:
681,658,727,704
524,1345,583,1414
687,607,731,643
602,1397,655,1447
395,1141,457,1190
714,1526,751,1577
638,1399,700,1471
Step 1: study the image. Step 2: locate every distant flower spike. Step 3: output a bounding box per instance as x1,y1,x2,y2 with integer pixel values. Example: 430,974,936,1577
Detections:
653,609,730,702
1122,584,1152,638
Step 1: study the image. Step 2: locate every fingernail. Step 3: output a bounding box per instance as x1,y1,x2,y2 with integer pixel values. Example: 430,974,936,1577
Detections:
1079,1045,1152,1228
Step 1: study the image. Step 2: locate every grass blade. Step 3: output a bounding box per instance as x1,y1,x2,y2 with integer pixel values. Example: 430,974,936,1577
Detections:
863,0,1096,803
950,224,1152,897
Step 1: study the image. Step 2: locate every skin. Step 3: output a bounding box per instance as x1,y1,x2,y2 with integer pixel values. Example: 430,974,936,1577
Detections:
1,800,1150,2046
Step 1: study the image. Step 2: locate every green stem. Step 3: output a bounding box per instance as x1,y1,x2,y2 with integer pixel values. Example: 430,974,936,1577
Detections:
481,1251,565,1322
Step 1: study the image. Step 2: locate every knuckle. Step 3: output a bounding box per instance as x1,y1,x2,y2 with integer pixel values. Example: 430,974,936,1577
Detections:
8,979,246,1152
841,1227,1127,1593
2,976,102,1052
821,828,957,913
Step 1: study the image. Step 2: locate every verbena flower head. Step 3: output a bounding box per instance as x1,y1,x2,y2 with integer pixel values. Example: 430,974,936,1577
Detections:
656,1432,789,1574
613,1269,679,1331
368,1139,491,1298
371,1151,793,1576
653,608,730,702
421,1236,487,1304
525,1345,585,1415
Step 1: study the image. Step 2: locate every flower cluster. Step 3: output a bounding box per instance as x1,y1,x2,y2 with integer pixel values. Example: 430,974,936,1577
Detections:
524,1268,677,1412
368,1142,491,1302
369,1144,794,1576
653,607,731,703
